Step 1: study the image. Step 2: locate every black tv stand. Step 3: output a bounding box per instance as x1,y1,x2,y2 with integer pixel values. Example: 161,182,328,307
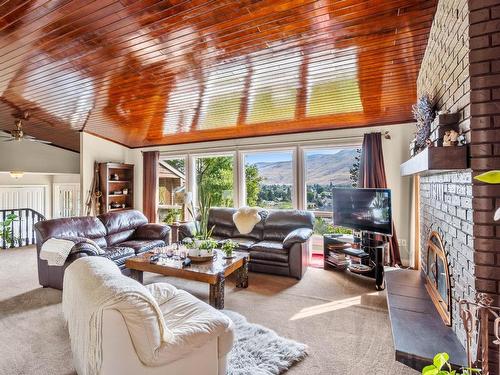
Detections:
323,233,386,290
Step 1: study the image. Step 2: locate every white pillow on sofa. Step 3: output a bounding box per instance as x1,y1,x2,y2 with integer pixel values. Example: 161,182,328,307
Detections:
233,207,263,235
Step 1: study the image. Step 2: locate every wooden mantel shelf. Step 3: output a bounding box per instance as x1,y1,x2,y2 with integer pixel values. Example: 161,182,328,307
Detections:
400,147,467,177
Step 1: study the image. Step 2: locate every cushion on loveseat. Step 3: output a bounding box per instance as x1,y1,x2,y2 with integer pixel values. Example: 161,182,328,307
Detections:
208,208,236,238
232,210,267,241
249,241,288,263
262,210,314,242
99,210,149,246
35,216,108,248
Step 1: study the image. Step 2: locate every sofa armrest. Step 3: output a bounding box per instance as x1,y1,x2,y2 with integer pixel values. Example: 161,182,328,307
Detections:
56,236,104,256
178,221,198,241
134,224,170,243
145,283,178,305
283,228,313,249
288,241,310,280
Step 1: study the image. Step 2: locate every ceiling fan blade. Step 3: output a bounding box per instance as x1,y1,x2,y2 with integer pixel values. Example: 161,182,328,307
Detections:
2,138,16,142
23,135,36,139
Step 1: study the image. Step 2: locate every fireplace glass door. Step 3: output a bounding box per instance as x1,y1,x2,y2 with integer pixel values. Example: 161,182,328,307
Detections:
424,231,451,326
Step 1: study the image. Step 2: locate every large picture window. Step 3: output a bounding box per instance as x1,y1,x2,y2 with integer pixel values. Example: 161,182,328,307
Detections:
243,150,294,209
304,148,360,215
158,142,361,216
158,157,187,223
194,155,235,207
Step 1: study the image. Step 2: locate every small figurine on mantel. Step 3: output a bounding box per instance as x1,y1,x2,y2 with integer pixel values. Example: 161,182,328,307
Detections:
443,129,459,146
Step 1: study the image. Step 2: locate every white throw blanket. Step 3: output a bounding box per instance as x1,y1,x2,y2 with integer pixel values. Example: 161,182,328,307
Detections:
62,257,173,375
40,238,75,266
233,207,263,234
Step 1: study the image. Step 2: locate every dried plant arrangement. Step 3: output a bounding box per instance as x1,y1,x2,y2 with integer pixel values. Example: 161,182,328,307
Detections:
412,94,436,154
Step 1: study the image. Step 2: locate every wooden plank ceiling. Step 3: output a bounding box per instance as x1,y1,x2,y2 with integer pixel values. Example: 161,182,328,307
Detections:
0,0,437,151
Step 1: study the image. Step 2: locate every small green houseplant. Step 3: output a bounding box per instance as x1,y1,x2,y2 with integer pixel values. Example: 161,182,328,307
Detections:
422,353,480,375
186,185,215,241
163,208,181,225
221,240,238,258
0,213,19,248
198,238,217,253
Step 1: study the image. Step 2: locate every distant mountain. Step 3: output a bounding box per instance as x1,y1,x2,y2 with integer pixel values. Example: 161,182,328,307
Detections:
253,149,358,185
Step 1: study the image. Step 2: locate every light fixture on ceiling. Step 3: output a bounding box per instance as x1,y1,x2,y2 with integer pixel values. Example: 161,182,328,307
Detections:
9,171,24,179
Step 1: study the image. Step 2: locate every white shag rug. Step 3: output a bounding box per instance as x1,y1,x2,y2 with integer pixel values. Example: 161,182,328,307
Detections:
223,310,308,375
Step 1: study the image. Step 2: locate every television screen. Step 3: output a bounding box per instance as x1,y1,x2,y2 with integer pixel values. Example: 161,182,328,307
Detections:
332,188,392,235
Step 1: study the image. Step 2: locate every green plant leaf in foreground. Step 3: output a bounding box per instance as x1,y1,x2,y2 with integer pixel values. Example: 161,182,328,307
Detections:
474,170,500,184
422,364,439,375
433,353,449,370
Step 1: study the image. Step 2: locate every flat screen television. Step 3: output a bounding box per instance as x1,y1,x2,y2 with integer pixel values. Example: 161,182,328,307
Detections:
332,188,392,236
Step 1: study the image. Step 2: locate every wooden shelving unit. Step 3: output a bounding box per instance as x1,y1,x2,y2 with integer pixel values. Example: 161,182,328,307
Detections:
99,163,134,214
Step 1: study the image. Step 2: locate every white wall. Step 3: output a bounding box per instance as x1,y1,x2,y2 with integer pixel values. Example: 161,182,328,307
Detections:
0,172,80,218
0,139,81,218
0,138,79,174
80,132,129,211
126,123,415,265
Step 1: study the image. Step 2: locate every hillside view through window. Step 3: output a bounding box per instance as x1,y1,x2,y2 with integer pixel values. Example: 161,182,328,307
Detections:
158,147,360,215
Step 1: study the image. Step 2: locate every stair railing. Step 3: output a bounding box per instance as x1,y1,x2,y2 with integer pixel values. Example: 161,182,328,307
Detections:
0,208,46,249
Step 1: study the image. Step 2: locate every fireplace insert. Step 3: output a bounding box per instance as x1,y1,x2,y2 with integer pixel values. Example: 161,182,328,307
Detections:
424,231,451,326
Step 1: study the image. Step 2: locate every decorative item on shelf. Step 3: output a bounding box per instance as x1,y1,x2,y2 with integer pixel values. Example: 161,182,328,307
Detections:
122,188,128,195
121,203,126,208
443,129,459,147
412,93,436,155
112,190,122,195
111,173,119,181
221,240,238,259
110,202,121,209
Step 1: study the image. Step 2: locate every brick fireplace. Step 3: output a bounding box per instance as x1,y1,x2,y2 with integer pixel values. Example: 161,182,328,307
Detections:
416,0,500,370
419,171,474,344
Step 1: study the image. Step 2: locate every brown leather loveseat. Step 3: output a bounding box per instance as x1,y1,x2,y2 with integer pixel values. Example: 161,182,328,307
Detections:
179,208,314,280
35,210,170,289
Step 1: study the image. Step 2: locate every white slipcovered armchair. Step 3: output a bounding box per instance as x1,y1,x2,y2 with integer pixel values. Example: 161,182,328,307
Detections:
62,257,234,375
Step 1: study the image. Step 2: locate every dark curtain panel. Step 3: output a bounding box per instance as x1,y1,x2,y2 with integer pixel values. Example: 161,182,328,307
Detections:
359,132,402,266
143,151,159,223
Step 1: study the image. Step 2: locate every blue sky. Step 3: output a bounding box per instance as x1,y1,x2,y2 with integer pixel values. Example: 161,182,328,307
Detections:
245,149,342,164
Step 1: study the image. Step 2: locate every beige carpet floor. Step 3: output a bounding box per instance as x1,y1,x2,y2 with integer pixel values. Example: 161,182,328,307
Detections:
0,246,418,375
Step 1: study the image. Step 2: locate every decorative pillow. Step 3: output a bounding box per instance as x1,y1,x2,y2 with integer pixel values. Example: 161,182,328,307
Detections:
233,207,262,235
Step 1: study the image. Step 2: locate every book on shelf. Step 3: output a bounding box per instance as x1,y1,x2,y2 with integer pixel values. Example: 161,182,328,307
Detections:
326,252,350,267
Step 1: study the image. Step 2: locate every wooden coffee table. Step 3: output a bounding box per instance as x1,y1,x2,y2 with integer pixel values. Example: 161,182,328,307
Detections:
125,250,249,309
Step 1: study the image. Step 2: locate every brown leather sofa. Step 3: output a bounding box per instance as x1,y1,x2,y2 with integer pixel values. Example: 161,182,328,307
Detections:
179,208,314,279
35,210,170,289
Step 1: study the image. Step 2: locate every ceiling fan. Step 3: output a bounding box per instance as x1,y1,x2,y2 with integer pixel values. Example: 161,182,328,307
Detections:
0,111,51,144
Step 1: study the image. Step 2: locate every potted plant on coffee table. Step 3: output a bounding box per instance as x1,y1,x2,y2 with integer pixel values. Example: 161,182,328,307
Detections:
221,240,238,259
